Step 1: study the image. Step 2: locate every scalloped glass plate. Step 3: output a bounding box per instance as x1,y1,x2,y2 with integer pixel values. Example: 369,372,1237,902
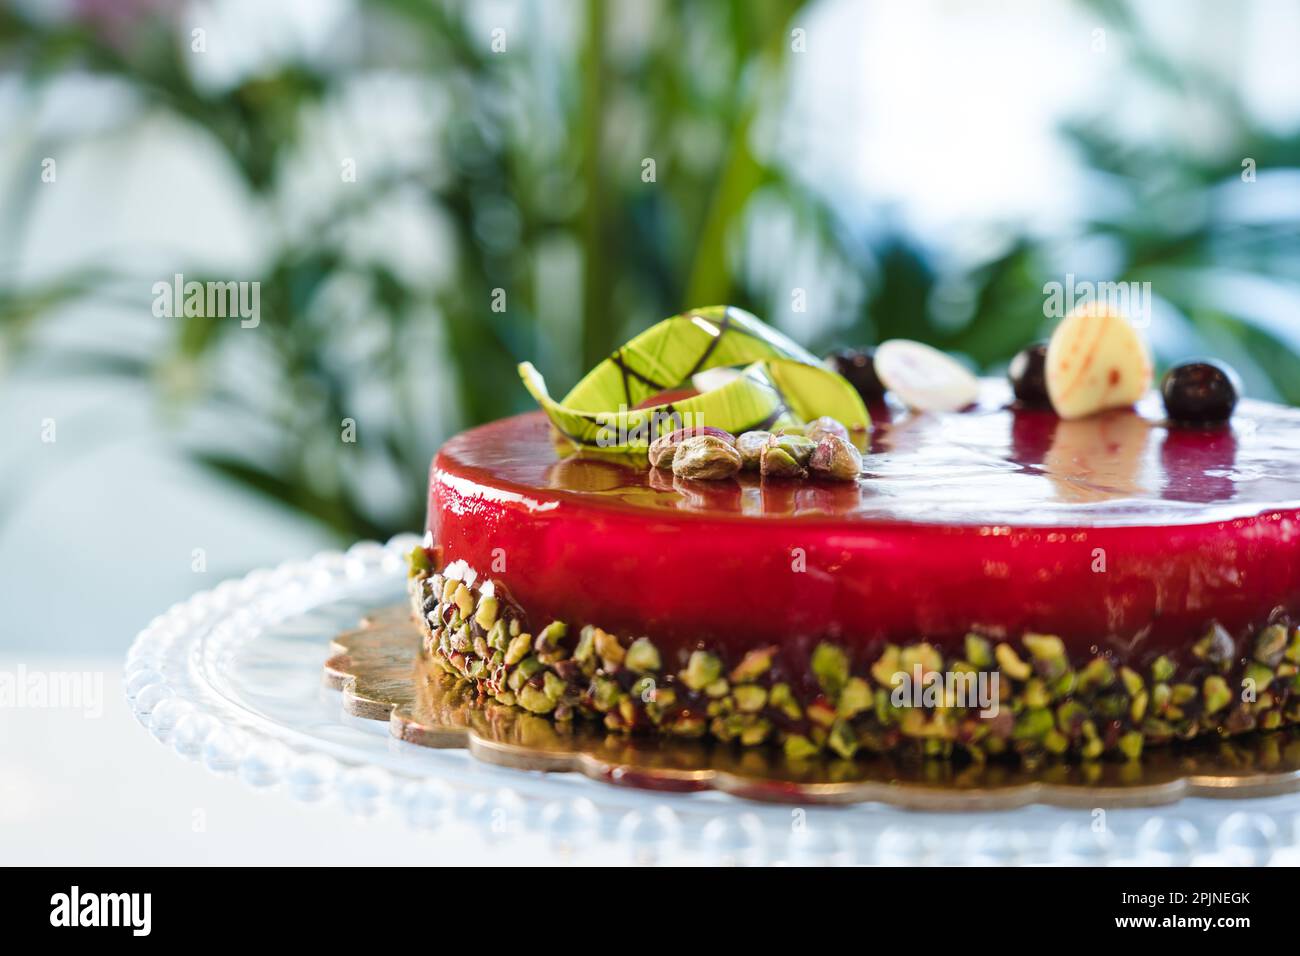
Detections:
125,536,1300,865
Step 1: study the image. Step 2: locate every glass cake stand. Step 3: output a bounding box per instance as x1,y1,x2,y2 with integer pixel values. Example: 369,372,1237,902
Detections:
124,535,1300,866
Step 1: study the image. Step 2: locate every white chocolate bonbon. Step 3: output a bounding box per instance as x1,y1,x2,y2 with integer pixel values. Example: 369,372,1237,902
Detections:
1045,304,1152,420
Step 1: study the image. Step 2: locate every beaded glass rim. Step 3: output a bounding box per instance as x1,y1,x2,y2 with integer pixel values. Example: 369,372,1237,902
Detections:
124,534,1300,865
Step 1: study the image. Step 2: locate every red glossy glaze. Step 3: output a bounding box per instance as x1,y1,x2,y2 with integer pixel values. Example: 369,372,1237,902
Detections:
428,382,1300,669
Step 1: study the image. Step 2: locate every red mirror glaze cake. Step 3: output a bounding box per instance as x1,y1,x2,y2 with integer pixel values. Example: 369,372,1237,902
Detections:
409,312,1300,764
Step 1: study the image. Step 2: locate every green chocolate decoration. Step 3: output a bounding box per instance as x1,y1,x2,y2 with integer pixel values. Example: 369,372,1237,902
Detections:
518,305,870,452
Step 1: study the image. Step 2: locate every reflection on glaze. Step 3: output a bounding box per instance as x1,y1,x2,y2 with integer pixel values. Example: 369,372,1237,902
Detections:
1044,409,1153,504
436,380,1300,527
1161,426,1240,505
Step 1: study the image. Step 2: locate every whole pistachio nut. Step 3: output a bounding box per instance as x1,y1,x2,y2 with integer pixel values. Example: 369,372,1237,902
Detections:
760,442,806,479
804,416,851,444
671,434,743,481
647,433,678,470
649,426,737,470
808,434,863,481
774,433,816,465
735,431,772,470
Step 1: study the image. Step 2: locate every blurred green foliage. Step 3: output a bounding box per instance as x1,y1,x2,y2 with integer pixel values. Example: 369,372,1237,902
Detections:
1,0,1297,541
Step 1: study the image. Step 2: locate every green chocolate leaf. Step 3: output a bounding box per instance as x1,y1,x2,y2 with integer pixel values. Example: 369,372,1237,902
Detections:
518,305,869,450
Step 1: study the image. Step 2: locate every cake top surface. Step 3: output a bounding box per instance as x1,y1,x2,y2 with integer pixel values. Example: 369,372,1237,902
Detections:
437,380,1300,528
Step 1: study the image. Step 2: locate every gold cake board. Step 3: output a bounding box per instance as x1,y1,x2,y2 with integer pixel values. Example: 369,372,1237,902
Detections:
323,605,1300,811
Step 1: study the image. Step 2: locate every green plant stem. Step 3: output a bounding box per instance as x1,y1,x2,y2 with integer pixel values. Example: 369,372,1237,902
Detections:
579,0,609,372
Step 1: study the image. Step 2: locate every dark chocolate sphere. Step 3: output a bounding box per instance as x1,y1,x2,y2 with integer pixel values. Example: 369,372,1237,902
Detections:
1161,360,1240,426
1007,342,1050,407
826,348,886,401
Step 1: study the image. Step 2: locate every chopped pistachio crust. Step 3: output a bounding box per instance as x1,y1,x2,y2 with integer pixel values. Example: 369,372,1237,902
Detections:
408,550,1300,764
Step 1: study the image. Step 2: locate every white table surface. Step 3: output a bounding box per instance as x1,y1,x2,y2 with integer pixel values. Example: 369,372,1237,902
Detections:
1,656,630,866
10,655,1300,866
